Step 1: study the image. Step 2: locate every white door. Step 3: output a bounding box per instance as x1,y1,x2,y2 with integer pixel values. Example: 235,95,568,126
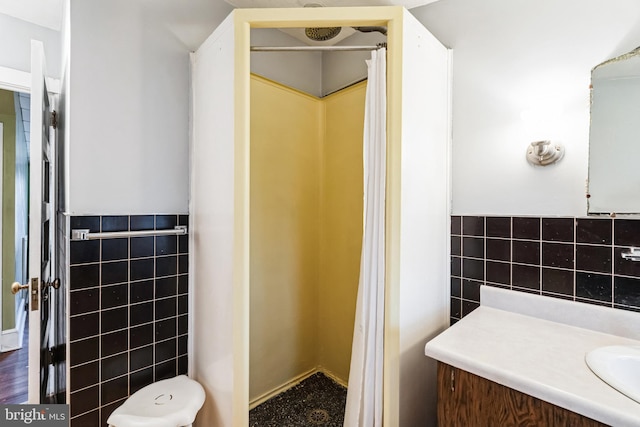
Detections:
28,40,60,404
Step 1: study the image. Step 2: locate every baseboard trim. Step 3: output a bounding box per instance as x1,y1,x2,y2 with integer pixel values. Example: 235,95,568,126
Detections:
249,366,349,410
249,368,317,410
317,366,348,388
0,328,20,352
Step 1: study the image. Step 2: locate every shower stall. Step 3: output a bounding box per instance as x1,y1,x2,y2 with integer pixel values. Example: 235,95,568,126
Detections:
190,6,451,426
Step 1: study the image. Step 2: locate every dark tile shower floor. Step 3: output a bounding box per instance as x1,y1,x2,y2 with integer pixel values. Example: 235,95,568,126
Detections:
249,372,347,426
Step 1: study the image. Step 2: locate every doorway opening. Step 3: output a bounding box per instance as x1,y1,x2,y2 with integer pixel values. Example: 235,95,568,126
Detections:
0,42,63,405
247,21,387,424
0,88,31,404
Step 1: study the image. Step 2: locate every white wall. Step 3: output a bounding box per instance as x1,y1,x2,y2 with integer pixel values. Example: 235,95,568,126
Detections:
67,0,187,214
0,13,61,79
322,30,386,95
66,0,232,215
412,0,640,216
251,28,323,97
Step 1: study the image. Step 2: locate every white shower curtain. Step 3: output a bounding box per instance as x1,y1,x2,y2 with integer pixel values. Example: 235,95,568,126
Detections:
344,47,387,427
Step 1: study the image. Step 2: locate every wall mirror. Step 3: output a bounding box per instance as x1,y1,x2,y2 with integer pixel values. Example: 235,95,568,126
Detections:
588,46,640,215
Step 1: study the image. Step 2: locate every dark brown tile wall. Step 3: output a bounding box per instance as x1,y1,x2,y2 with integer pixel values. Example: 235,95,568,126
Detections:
451,216,640,325
68,215,189,426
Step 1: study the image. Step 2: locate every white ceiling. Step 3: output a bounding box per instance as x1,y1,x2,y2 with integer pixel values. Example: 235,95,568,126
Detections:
225,0,439,9
0,0,439,40
0,0,64,30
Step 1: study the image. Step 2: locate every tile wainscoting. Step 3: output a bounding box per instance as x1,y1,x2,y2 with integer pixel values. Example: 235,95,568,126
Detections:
451,216,640,325
67,214,189,426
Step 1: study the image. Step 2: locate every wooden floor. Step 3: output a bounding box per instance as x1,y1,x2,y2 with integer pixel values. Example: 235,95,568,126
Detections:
0,319,28,403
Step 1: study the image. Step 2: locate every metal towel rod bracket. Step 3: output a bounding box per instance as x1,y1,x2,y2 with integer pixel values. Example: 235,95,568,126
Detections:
621,247,640,262
71,225,187,241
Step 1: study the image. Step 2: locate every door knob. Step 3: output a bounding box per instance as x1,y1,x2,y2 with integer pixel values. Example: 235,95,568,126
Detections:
11,282,28,294
12,279,60,295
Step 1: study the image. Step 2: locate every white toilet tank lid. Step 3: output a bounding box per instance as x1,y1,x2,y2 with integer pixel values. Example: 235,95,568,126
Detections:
106,375,205,427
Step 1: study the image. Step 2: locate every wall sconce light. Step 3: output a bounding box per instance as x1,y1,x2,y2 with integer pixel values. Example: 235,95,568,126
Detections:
526,140,565,166
521,103,565,167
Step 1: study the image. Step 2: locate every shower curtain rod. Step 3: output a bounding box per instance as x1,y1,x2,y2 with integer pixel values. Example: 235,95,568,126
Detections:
251,44,386,52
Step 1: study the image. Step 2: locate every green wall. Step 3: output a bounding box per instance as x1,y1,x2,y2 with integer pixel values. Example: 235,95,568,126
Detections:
0,89,16,330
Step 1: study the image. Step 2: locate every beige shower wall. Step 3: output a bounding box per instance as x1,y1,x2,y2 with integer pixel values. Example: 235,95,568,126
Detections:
250,75,365,402
250,76,322,400
318,83,365,382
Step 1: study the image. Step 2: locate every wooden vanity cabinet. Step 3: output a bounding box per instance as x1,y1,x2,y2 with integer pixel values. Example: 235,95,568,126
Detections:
436,362,608,426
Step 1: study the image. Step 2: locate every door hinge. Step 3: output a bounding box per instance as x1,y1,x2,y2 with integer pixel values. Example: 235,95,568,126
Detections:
43,343,66,366
51,110,57,129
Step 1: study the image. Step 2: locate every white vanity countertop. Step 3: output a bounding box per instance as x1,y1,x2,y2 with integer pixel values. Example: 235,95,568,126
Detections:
424,288,640,427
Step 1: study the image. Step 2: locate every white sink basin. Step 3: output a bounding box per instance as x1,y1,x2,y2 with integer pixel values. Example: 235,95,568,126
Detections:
586,345,640,404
